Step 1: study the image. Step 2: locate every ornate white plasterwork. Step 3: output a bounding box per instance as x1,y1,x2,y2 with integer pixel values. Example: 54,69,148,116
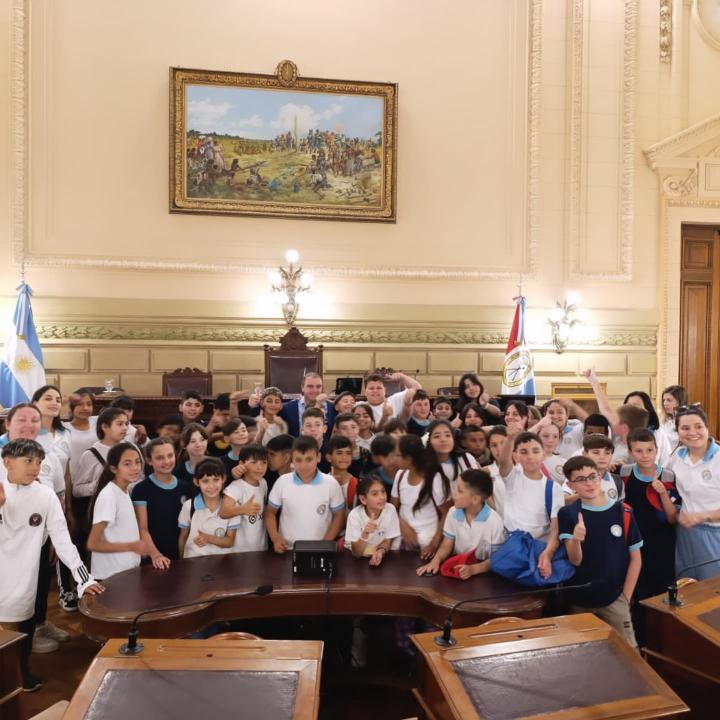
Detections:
660,0,673,63
566,0,636,282
9,0,544,281
644,115,720,388
693,0,720,50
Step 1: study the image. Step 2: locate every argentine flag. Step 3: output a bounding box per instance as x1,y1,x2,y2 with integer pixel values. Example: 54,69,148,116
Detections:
0,283,45,409
501,295,536,395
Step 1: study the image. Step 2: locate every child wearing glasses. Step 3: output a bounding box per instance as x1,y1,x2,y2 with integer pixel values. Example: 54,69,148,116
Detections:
558,456,643,647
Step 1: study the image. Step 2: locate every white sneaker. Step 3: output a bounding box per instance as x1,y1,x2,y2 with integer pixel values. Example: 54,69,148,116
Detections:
32,632,59,654
37,621,70,642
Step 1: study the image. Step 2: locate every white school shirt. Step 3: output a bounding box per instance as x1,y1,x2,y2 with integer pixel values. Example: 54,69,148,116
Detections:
367,390,408,425
223,478,268,552
63,417,99,481
268,470,345,545
442,505,507,558
440,453,479,492
90,481,141,579
0,477,95,622
502,465,565,542
659,419,679,454
667,441,720,527
544,453,567,485
37,428,71,473
391,470,449,547
486,462,506,519
654,428,673,467
345,503,401,553
178,495,238,558
557,420,584,459
0,439,65,498
357,435,374,452
73,442,111,498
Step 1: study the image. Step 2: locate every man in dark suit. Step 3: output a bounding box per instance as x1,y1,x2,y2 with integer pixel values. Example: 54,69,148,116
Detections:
248,373,336,438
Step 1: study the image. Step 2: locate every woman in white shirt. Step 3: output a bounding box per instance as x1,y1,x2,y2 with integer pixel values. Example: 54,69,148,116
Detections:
667,406,720,580
31,385,71,473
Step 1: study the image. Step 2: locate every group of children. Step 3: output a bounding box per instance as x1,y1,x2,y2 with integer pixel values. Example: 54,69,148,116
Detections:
2,370,719,689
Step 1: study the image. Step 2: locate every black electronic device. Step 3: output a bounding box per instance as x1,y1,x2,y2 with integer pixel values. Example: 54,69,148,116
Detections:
335,377,363,394
292,540,337,577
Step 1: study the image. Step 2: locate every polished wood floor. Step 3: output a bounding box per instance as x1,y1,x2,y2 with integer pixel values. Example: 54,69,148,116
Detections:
22,588,418,719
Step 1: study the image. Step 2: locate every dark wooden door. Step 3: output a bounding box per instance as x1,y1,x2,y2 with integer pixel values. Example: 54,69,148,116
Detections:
680,224,720,436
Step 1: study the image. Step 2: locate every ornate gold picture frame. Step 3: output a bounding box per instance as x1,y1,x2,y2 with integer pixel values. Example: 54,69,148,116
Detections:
170,62,397,222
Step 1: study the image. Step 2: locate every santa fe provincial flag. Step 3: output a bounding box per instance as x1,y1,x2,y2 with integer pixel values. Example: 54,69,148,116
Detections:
0,283,45,409
501,295,535,395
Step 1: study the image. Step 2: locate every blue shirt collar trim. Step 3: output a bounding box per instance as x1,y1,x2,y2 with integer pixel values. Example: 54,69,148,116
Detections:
292,470,322,486
452,504,491,523
227,450,239,461
562,423,573,435
149,473,178,490
193,494,206,510
677,439,720,462
0,434,8,447
632,463,660,483
581,498,616,512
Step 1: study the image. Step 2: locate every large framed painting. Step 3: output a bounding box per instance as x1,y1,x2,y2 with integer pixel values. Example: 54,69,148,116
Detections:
170,62,397,222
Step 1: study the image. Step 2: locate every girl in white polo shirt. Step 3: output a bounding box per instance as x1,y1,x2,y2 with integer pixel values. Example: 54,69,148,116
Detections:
391,434,451,559
178,457,238,559
346,475,401,566
87,442,147,579
667,406,720,580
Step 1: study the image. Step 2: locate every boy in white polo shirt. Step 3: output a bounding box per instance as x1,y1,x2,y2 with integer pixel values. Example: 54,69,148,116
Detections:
265,436,346,553
0,439,104,692
416,469,506,579
220,445,269,552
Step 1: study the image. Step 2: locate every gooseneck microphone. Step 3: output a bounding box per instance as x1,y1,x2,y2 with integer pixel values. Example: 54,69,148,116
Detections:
433,581,594,648
119,584,273,655
665,557,720,607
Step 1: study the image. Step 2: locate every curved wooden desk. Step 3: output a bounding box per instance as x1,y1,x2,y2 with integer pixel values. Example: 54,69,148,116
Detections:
80,551,545,642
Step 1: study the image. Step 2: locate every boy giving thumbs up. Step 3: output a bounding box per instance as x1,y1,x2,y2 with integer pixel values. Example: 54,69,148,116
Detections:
557,456,644,648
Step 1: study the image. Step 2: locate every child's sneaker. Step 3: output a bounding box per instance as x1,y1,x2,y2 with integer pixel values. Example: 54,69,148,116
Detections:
22,673,43,692
59,590,78,612
36,621,70,643
31,632,59,654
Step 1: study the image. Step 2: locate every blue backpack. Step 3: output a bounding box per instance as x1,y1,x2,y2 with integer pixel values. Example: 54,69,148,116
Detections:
489,480,576,587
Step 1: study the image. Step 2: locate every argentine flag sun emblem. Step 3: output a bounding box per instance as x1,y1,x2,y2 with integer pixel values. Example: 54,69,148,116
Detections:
0,283,45,408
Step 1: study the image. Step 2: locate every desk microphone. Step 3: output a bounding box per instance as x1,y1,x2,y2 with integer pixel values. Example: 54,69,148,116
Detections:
119,584,273,656
433,581,594,648
665,556,720,607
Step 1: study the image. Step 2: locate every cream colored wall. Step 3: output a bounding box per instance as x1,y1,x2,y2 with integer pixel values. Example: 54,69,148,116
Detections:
2,0,720,397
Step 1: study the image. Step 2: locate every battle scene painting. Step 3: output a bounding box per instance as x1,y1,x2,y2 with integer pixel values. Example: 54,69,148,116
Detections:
170,66,397,221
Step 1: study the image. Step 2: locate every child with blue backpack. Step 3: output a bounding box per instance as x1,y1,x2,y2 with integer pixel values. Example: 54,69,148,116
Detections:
496,428,565,580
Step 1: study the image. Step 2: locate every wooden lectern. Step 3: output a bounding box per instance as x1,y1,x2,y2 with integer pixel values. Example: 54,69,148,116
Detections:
411,614,687,720
0,629,25,720
642,576,720,718
61,638,322,720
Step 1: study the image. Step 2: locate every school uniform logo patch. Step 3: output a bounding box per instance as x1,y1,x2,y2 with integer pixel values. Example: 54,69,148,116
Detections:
28,513,42,527
213,528,226,538
316,503,327,515
610,524,623,538
607,487,618,500
702,470,712,481
41,462,51,475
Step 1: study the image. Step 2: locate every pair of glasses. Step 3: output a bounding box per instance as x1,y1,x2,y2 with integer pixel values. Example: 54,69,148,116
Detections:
569,473,599,484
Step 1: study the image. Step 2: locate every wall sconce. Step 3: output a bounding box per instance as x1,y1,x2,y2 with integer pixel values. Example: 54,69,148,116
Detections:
547,292,581,354
269,249,313,326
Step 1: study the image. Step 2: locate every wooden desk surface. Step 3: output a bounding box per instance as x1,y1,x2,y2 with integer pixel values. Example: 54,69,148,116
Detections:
642,575,720,649
411,614,688,720
80,551,545,642
62,638,322,720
